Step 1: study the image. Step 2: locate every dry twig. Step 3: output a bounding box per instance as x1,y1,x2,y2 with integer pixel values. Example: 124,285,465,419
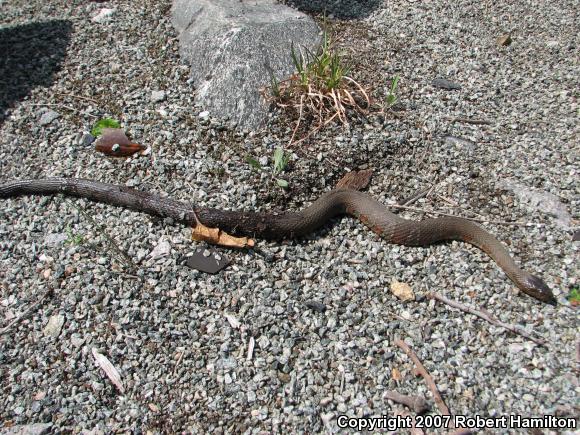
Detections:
288,111,338,147
73,202,137,271
434,193,495,222
0,288,54,335
263,31,372,145
428,292,547,346
56,92,100,104
172,351,184,375
394,338,451,417
447,116,492,125
398,185,436,207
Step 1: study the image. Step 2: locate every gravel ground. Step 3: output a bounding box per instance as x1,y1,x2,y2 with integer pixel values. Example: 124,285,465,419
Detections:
0,0,578,433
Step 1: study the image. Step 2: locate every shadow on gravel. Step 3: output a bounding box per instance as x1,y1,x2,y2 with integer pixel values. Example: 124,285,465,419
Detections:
282,0,381,20
0,20,72,125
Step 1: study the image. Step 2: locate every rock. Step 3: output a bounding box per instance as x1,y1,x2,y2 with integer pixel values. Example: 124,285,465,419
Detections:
499,181,572,229
432,78,462,90
390,281,415,301
151,90,166,103
45,233,68,247
497,34,512,46
148,238,171,260
43,314,65,338
71,333,85,348
304,300,326,312
78,132,95,146
185,248,230,274
274,279,288,289
508,343,524,353
171,0,320,129
0,423,53,435
92,8,116,23
444,135,476,153
38,110,60,126
38,254,54,264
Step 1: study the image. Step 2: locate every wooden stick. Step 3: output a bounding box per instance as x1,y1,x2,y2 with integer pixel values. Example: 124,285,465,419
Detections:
434,193,496,221
56,92,99,104
394,338,451,417
447,116,492,125
0,288,54,335
428,292,547,346
73,202,137,272
398,185,436,207
288,94,304,147
435,193,459,208
449,429,475,435
384,390,429,414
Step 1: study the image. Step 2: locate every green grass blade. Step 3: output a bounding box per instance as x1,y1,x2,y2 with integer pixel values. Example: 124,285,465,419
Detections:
246,155,262,171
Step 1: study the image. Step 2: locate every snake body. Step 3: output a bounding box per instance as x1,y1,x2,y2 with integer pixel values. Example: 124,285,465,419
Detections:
0,177,556,304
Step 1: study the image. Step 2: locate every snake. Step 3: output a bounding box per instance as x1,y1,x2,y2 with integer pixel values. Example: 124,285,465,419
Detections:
0,177,556,305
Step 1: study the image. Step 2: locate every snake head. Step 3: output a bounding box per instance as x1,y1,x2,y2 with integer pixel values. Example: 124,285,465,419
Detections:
523,274,557,305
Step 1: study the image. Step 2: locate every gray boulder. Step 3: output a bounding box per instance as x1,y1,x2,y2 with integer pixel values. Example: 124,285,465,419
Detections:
171,0,320,129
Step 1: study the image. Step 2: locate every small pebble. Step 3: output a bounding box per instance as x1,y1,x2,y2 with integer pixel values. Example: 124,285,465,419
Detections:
39,110,60,126
151,90,166,103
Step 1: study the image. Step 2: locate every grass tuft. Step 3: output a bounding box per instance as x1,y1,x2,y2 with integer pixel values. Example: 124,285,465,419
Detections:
264,25,371,145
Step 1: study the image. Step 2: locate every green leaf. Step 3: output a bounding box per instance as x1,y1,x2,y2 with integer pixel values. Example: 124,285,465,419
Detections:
245,155,262,171
273,147,290,175
273,147,285,174
91,118,121,137
65,226,84,246
567,287,579,305
276,179,289,188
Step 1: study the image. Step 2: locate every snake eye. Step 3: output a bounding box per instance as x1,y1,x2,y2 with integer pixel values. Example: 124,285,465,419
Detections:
526,275,557,305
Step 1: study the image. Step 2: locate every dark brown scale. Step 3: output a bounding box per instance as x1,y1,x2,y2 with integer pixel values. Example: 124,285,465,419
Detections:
0,178,556,304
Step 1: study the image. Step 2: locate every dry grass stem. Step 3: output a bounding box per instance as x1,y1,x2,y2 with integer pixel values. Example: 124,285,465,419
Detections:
263,28,375,145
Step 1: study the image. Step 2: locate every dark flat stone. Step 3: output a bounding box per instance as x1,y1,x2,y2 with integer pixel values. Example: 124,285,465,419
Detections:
305,300,326,312
186,248,230,274
432,78,462,90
